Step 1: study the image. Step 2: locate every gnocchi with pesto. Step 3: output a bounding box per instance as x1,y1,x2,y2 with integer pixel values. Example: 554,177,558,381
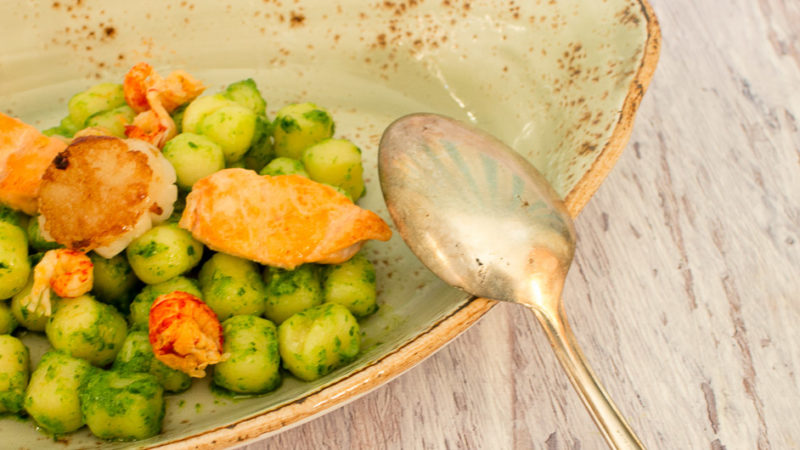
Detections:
0,64,386,442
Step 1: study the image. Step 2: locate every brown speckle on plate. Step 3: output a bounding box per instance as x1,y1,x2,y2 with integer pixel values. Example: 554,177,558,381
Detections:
290,11,306,26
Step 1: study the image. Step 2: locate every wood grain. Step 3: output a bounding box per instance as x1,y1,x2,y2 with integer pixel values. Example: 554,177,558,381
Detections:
245,0,800,448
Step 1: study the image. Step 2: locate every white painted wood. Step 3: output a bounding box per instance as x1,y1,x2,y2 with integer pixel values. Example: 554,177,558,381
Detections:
246,0,800,448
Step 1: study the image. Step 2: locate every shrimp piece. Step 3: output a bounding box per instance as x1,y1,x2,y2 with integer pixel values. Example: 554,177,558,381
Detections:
148,291,227,378
125,107,173,148
123,62,205,148
0,112,67,214
22,249,93,317
123,62,155,113
123,62,204,114
37,135,177,257
179,169,392,270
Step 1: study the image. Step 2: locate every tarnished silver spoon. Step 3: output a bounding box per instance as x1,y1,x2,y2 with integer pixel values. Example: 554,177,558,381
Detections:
378,113,644,449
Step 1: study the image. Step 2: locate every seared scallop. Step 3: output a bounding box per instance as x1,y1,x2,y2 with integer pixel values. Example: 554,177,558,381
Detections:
38,135,177,257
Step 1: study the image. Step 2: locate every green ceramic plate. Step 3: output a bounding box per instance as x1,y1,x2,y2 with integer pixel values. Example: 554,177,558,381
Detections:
0,0,659,447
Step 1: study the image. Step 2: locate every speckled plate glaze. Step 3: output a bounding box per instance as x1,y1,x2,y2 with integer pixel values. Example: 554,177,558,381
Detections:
0,0,659,447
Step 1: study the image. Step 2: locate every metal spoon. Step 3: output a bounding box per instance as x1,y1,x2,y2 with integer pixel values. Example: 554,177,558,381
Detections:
378,113,644,449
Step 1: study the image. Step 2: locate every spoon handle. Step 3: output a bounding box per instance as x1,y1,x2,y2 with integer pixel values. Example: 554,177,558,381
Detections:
529,301,644,450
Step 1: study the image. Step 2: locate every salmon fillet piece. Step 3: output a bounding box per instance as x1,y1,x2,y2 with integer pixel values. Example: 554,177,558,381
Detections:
0,112,67,214
179,169,392,269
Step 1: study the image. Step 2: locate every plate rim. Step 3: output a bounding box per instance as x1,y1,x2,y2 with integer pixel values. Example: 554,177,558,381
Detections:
155,1,662,447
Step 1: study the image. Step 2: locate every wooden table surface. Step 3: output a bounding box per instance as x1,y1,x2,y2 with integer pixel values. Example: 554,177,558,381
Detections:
246,0,800,448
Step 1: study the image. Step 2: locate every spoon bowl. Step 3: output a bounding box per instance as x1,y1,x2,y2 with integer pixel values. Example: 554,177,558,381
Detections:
379,113,643,449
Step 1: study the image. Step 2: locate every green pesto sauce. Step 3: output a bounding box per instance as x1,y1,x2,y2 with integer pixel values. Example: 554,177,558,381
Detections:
303,109,331,125
279,116,300,133
79,371,161,418
133,241,169,258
